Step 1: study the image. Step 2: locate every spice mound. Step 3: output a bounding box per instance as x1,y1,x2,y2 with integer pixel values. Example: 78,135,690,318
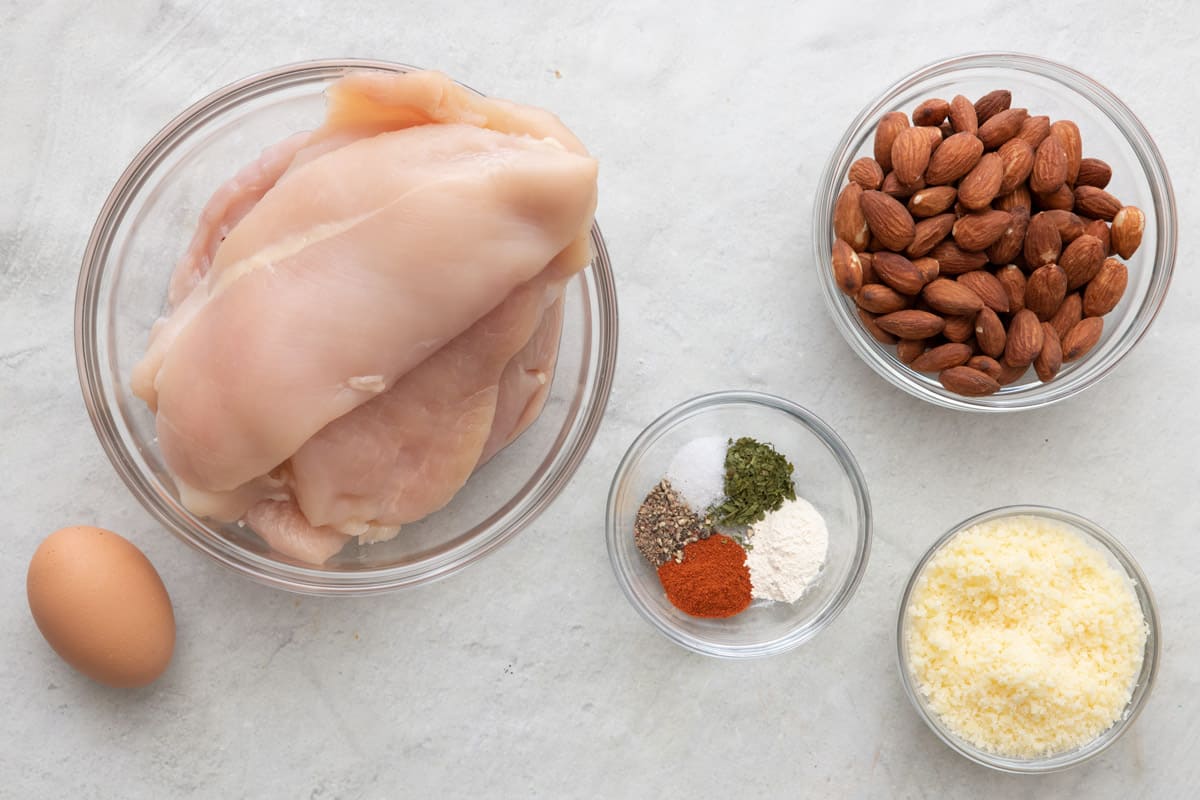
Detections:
634,480,711,566
657,535,752,618
905,515,1147,758
746,497,828,603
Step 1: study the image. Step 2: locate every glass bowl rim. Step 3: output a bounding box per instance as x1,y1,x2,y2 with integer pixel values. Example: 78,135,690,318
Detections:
895,503,1162,773
74,58,619,595
605,389,873,659
812,51,1178,412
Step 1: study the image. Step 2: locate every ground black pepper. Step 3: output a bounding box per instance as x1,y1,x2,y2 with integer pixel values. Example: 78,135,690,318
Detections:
633,479,711,567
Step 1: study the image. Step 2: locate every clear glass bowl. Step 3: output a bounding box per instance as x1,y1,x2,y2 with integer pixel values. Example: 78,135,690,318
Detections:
814,53,1177,411
75,59,618,595
896,505,1160,773
606,391,872,658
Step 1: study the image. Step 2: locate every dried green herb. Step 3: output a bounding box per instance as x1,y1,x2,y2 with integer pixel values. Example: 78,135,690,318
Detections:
709,437,795,526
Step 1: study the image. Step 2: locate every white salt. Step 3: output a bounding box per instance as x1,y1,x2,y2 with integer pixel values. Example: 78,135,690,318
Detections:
666,436,727,512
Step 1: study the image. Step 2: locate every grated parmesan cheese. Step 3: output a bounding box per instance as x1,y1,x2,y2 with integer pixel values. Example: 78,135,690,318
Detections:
904,515,1147,758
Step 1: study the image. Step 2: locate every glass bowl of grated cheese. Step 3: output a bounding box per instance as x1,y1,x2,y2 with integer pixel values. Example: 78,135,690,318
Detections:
896,505,1160,773
605,391,872,659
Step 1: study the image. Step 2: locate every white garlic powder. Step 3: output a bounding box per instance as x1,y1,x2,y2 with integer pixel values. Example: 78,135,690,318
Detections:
746,496,829,603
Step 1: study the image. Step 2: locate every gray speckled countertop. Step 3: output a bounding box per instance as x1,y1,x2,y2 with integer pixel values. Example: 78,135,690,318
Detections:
3,1,1198,797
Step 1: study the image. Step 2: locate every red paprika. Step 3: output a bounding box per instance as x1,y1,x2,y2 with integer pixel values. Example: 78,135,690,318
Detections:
657,533,752,618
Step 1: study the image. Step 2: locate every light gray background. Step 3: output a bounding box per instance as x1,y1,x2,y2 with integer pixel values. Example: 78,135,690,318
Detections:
3,1,1197,797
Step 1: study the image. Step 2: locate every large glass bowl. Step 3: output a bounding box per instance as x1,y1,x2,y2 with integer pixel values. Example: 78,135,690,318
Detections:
814,53,1177,411
897,505,1160,773
606,391,872,659
75,60,618,595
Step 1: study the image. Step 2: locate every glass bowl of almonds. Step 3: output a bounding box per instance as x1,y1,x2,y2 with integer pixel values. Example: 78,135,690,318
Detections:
814,52,1177,411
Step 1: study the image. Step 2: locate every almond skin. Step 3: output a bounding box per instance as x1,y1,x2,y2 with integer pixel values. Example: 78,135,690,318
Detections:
957,152,1004,210
995,185,1032,214
939,365,1000,396
997,138,1035,195
857,308,897,345
892,127,933,186
996,361,1029,385
1049,120,1082,185
1111,206,1146,259
922,278,984,315
1060,234,1106,290
832,239,864,295
860,190,916,251
1015,115,1051,148
1083,258,1129,316
1024,212,1062,268
925,133,984,185
1004,309,1044,367
910,342,973,372
978,107,1028,149
986,205,1029,265
1043,209,1087,243
848,157,885,190
929,240,988,275
996,264,1027,313
896,338,926,364
958,270,1010,313
877,310,945,339
974,306,1007,358
948,95,978,135
974,90,1012,124
913,98,950,127
874,111,909,173
1076,157,1113,189
1085,218,1112,256
942,314,976,343
880,171,923,199
953,209,1011,251
912,256,940,284
1049,292,1083,342
907,186,958,218
1031,134,1068,194
859,252,877,283
1062,316,1104,362
855,283,910,314
834,182,871,251
907,213,956,258
967,355,1003,380
1074,185,1122,221
872,251,927,295
1036,184,1076,212
1025,263,1068,321
1035,322,1063,382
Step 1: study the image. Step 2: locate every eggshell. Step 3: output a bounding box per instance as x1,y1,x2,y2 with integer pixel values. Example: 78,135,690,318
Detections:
27,526,175,688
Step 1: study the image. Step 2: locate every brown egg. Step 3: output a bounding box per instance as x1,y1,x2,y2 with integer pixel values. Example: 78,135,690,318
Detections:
27,526,175,688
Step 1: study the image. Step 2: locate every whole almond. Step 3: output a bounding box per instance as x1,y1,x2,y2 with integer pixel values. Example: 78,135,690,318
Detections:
908,185,958,218
1037,184,1076,212
1024,212,1062,267
948,95,978,135
1049,120,1082,185
1076,157,1113,189
942,314,976,343
978,107,1028,149
974,306,1007,358
930,240,988,275
1084,218,1112,256
848,157,885,190
996,264,1027,312
1111,206,1146,259
1015,114,1051,148
1025,263,1068,320
974,89,1012,124
910,342,973,372
1030,134,1068,194
1060,234,1106,290
832,239,864,295
1004,309,1044,367
912,256,940,284
997,138,1035,195
939,365,1000,396
958,270,1010,313
908,213,956,258
921,126,945,150
953,209,1011,251
859,251,877,283
986,205,1030,264
913,98,950,127
922,278,984,315
873,251,928,295
996,361,1029,385
1043,209,1086,243
881,171,923,199
1049,292,1083,342
896,338,926,364
1035,322,1063,382
856,283,910,314
874,111,909,173
1083,258,1129,316
957,152,1004,210
892,127,933,186
860,190,916,251
967,355,1003,380
925,133,984,185
995,185,1032,214
834,182,871,251
1062,316,1103,362
858,308,897,345
877,309,946,339
1074,185,1122,221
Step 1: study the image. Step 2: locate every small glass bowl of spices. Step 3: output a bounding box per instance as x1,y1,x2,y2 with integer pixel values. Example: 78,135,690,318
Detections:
606,391,872,658
897,505,1160,773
